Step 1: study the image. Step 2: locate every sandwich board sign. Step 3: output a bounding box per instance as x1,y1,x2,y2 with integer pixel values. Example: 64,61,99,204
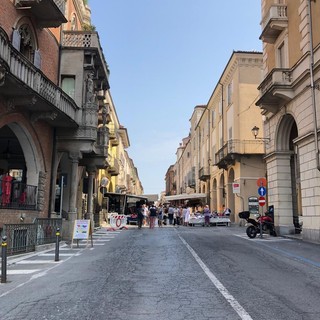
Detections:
71,219,93,248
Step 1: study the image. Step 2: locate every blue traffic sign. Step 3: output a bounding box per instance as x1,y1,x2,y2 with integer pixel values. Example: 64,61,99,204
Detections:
258,186,266,196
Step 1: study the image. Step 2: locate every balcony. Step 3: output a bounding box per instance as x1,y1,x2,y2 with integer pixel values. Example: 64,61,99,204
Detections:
215,140,265,170
256,68,294,113
260,5,288,43
0,27,79,127
14,0,67,28
0,179,37,210
108,125,119,146
199,167,210,181
108,157,120,176
62,31,110,91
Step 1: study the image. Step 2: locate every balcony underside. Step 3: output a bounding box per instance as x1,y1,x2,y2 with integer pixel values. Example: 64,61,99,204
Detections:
80,153,108,170
215,155,236,170
14,0,67,28
256,86,294,113
260,20,288,43
0,69,78,128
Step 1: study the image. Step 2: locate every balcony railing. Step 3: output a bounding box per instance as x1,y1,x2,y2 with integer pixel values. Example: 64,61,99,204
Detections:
62,31,109,88
260,5,288,43
0,27,79,124
256,68,294,111
108,124,119,146
0,179,37,210
108,156,120,176
215,139,265,168
1,218,62,256
199,167,210,181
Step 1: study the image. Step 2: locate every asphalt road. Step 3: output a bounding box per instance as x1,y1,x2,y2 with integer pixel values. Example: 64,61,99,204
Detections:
1,224,320,320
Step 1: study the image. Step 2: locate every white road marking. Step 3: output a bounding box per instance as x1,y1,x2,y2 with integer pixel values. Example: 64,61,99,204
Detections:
234,234,292,242
39,253,74,257
16,260,62,264
7,270,40,275
178,233,253,320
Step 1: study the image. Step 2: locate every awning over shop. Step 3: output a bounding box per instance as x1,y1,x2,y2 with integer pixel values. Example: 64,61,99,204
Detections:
164,193,207,202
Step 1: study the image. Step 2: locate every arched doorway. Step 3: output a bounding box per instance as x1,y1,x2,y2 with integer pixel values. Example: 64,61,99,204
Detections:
212,178,217,211
275,114,301,233
0,123,44,210
219,173,225,213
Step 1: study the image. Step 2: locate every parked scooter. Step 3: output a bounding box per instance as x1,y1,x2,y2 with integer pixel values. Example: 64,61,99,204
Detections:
239,211,277,238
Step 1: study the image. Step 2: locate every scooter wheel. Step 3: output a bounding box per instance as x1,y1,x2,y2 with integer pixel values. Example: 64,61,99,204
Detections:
246,226,257,238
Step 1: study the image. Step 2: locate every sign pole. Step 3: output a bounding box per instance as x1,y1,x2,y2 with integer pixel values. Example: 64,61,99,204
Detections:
260,205,263,239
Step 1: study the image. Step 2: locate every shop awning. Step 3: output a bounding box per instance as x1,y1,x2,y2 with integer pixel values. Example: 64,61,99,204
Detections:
164,193,207,201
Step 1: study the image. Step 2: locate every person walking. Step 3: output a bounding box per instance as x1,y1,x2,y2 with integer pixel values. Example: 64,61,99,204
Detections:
173,206,179,226
137,203,145,229
222,204,231,217
158,206,163,227
149,203,157,229
168,205,174,225
184,206,191,226
203,204,211,227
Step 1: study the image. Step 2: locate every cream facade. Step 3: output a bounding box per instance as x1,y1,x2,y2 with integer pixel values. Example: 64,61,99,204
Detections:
257,0,320,241
167,52,265,222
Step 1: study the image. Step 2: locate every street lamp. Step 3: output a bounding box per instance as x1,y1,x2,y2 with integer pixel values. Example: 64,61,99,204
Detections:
251,126,270,142
251,126,260,139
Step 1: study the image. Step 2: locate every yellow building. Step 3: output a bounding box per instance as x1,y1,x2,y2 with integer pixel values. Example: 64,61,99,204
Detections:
168,51,264,222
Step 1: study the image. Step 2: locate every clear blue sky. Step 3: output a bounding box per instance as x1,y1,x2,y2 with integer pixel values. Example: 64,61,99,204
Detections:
89,0,262,195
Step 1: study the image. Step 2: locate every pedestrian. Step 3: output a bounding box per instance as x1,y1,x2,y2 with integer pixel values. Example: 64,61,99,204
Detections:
163,206,168,225
137,203,145,229
173,206,179,226
143,204,149,226
203,204,211,227
222,204,231,217
168,205,174,225
149,203,157,229
158,206,163,227
184,206,191,226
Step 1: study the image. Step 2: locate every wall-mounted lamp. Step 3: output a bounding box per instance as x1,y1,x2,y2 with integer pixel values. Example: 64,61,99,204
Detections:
251,126,270,142
20,213,26,222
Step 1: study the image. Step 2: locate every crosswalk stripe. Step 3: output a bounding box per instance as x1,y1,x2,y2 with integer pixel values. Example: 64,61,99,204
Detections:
8,269,40,275
16,260,62,264
39,253,75,257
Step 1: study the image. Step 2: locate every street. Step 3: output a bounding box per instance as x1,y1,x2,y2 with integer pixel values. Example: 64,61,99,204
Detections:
1,224,320,320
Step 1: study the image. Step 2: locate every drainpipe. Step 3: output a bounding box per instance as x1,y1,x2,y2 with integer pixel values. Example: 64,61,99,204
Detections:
307,0,320,171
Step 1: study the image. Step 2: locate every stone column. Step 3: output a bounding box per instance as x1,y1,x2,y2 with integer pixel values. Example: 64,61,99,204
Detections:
50,152,63,216
68,152,81,219
266,151,295,234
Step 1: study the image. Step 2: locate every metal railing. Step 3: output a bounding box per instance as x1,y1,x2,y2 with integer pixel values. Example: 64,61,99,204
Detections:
0,27,78,121
0,179,37,210
215,139,265,164
1,218,62,256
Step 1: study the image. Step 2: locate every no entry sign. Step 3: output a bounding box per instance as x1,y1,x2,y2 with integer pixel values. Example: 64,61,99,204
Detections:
258,196,266,207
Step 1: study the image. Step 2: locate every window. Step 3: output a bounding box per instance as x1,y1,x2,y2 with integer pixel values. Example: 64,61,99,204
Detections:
18,24,35,62
12,21,41,68
212,110,215,128
71,13,77,31
278,42,285,68
61,76,76,99
227,81,233,105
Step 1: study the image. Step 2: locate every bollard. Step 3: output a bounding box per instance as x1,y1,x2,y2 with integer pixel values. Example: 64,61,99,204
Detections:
1,236,7,283
55,228,60,262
